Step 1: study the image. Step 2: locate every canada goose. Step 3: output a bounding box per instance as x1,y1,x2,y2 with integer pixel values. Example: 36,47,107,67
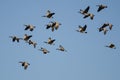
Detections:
23,34,32,41
76,25,87,33
44,37,55,45
24,24,35,31
42,10,55,18
19,61,30,70
96,4,107,12
105,43,116,49
9,36,22,42
45,22,55,32
27,40,37,48
79,6,90,15
98,23,109,32
56,45,67,52
83,13,95,20
46,21,61,32
46,23,52,29
51,21,62,30
54,22,62,30
38,47,50,54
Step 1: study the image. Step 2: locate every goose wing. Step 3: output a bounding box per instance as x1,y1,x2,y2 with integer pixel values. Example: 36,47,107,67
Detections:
84,6,90,13
83,25,87,31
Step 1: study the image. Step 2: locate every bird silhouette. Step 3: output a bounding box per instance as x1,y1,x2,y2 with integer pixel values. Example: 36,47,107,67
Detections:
76,25,87,33
27,40,37,48
45,22,55,32
96,4,107,12
83,12,95,20
24,24,35,31
53,21,62,30
46,21,61,32
98,23,109,32
44,37,55,45
79,6,90,15
42,10,55,18
9,36,22,42
23,34,32,41
19,61,30,70
105,43,116,49
38,47,50,54
56,45,67,52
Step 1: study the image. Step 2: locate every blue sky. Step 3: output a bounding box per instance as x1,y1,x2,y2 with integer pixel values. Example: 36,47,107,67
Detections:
0,0,120,80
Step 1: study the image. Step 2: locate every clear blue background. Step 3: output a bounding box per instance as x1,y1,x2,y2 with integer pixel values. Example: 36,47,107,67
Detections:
0,0,120,80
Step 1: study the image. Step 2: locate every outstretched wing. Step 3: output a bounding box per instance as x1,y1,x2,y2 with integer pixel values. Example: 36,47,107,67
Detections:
25,26,29,30
83,13,89,19
84,6,90,13
97,7,102,12
101,23,108,28
83,25,87,31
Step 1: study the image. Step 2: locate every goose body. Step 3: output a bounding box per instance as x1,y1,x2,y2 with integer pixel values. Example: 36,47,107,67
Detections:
83,13,94,20
98,23,109,32
42,10,55,18
105,43,116,49
56,45,67,52
27,40,37,48
97,4,107,12
54,22,61,30
79,6,90,15
9,36,22,42
24,24,35,31
44,37,55,45
76,25,87,33
19,61,30,70
38,47,50,54
46,21,61,32
23,34,32,41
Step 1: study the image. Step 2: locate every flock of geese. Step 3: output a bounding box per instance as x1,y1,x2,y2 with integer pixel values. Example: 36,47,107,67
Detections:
9,10,66,70
9,4,116,70
76,4,116,49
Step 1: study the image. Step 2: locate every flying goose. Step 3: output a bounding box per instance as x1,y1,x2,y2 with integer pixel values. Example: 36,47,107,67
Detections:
19,61,30,70
53,21,62,30
27,40,37,48
56,45,67,52
38,47,50,54
83,12,95,20
98,23,109,32
79,6,90,15
9,36,22,42
23,34,32,41
96,4,107,12
42,10,55,18
45,22,55,32
76,25,87,33
24,24,35,31
105,43,116,49
46,21,61,32
46,23,52,29
44,37,55,45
